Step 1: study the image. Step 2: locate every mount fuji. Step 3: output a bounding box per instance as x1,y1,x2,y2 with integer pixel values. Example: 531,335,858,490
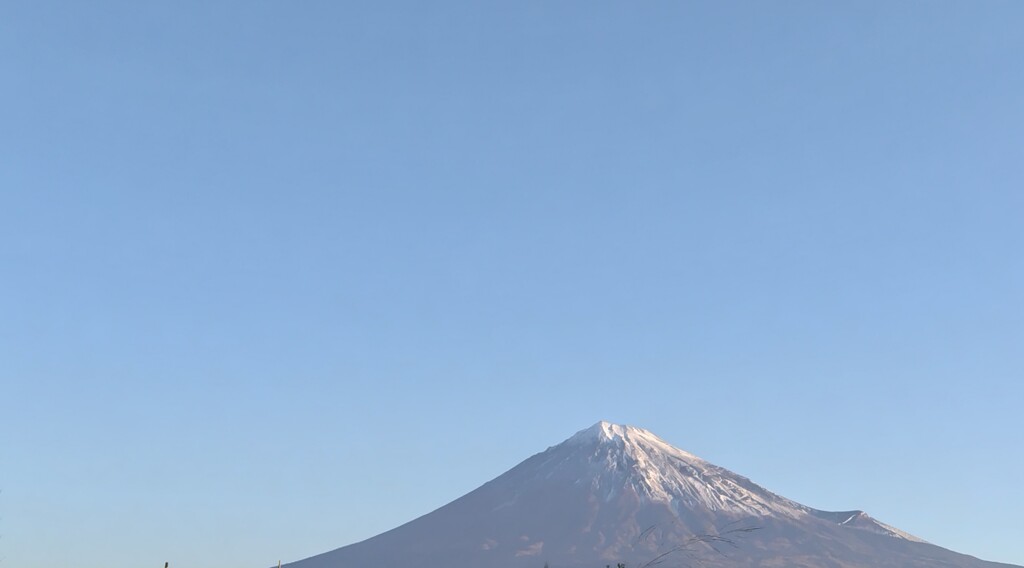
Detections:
283,421,1017,568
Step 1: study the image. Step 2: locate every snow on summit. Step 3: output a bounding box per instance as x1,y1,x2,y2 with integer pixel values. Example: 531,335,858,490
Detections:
557,421,803,517
281,421,1014,568
565,421,693,455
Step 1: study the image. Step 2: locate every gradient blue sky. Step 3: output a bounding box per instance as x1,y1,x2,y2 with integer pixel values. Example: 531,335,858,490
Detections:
2,2,1022,567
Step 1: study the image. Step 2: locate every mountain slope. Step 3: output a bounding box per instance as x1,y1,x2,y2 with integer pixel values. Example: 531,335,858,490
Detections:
283,422,1018,568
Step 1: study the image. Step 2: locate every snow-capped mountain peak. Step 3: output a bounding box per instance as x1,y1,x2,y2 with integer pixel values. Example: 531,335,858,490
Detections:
554,421,802,518
566,420,641,443
282,422,1009,568
565,421,707,462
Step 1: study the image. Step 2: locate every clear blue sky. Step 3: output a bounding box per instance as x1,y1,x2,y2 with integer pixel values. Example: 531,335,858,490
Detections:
2,2,1022,567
